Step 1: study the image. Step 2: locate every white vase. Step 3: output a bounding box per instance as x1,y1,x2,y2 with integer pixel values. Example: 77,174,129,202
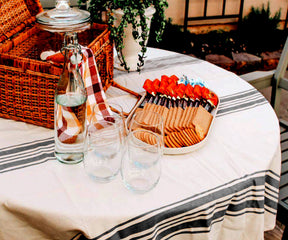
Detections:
113,6,156,71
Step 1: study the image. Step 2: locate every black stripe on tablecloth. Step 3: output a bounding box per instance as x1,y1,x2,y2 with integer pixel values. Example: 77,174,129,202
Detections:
216,88,268,117
115,53,201,77
220,89,261,103
85,170,279,240
0,137,53,156
0,137,54,173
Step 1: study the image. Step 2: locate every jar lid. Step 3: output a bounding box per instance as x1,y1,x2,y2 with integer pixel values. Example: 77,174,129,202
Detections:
36,1,90,32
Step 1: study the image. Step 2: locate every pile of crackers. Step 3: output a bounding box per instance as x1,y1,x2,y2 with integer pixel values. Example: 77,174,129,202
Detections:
136,102,213,148
164,105,213,148
132,75,218,149
133,129,159,146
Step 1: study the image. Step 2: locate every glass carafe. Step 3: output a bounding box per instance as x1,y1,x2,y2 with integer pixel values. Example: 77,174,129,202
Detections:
54,32,87,164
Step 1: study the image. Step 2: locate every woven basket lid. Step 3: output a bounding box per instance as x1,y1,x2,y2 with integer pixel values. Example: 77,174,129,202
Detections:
0,0,43,43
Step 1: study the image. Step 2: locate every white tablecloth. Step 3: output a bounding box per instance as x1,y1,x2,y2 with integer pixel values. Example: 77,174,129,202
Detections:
0,48,281,240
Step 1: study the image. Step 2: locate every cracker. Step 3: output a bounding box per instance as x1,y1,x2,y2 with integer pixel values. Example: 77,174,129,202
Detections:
166,134,181,148
180,130,194,146
164,107,173,133
149,104,160,126
146,106,157,125
193,129,202,142
162,107,169,127
179,106,189,129
187,107,196,128
164,135,174,148
142,131,148,143
185,128,197,144
146,131,155,145
166,107,175,132
164,136,172,148
183,106,193,129
169,105,179,132
175,131,189,147
192,105,213,140
188,128,201,144
158,105,164,116
171,131,184,147
134,130,142,141
143,102,149,111
141,104,153,125
173,107,184,131
139,103,151,124
150,134,158,145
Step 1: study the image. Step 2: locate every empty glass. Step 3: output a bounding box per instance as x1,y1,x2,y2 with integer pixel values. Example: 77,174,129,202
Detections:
84,119,123,183
121,129,162,193
93,102,126,142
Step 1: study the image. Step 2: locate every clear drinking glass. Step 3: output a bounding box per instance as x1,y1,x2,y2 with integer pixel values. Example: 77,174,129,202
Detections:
84,119,122,183
93,102,127,142
121,129,162,193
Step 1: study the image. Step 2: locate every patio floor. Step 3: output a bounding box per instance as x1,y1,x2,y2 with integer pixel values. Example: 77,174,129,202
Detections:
265,221,285,240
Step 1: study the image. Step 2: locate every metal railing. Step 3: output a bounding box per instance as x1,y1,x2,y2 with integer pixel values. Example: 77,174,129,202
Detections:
184,0,245,32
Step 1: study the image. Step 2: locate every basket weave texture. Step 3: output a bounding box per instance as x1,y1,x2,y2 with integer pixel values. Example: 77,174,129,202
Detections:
0,0,114,128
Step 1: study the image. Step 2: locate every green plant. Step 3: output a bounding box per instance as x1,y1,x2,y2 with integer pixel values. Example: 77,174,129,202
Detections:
148,18,194,54
239,2,281,54
78,0,168,71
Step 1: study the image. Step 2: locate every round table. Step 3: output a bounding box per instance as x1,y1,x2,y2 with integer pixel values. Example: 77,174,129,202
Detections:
0,48,281,240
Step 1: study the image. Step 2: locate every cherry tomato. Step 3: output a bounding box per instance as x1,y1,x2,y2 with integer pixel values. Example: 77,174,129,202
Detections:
158,81,168,95
143,79,154,94
169,75,179,83
193,85,202,99
185,84,194,99
161,75,169,84
175,84,186,98
167,82,177,97
152,79,161,92
209,92,218,106
201,87,210,99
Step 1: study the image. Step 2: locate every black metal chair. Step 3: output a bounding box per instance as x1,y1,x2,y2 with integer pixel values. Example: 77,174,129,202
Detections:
241,36,288,240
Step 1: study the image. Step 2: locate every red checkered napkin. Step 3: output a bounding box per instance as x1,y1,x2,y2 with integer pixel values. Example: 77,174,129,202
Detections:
56,105,82,143
52,47,112,143
80,47,110,121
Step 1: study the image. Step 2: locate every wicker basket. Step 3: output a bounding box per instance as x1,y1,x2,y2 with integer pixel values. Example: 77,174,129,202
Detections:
0,0,114,128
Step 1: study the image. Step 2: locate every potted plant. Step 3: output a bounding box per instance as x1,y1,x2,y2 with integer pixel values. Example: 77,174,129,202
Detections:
78,0,168,72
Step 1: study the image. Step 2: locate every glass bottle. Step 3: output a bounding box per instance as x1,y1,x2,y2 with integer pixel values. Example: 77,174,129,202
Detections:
54,32,87,164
